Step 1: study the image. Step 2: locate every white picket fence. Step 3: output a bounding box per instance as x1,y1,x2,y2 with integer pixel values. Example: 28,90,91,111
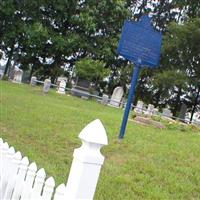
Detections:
0,119,108,200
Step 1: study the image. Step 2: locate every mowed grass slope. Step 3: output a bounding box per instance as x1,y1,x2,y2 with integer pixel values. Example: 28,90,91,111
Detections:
1,81,200,200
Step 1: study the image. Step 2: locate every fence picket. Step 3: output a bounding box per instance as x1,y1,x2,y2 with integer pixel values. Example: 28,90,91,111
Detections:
0,142,9,198
53,184,66,200
1,147,15,197
11,157,29,200
3,152,22,200
41,177,55,200
30,168,46,200
20,162,37,200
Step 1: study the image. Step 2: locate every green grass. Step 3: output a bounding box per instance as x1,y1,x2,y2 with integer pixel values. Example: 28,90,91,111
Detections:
1,81,200,200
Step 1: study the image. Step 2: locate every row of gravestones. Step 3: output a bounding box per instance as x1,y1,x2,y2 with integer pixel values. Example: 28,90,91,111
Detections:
134,100,173,118
12,76,191,121
31,76,126,108
31,77,67,94
134,101,190,122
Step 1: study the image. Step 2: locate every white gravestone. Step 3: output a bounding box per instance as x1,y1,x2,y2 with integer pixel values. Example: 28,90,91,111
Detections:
43,79,51,93
153,108,159,115
101,94,109,105
134,101,144,114
13,68,23,83
57,80,66,94
162,108,172,118
146,104,154,116
0,69,4,80
109,87,124,107
193,112,200,125
57,77,67,87
30,76,37,86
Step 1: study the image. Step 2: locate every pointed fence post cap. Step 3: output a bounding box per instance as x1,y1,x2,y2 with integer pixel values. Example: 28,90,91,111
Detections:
79,119,108,145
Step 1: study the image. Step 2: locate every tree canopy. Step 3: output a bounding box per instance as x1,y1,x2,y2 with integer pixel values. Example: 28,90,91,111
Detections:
0,0,200,116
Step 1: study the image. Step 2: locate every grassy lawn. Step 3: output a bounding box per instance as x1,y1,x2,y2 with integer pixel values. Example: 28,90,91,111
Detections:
1,81,200,199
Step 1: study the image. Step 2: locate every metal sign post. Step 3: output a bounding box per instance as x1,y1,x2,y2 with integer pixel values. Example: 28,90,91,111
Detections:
117,15,162,139
119,63,141,139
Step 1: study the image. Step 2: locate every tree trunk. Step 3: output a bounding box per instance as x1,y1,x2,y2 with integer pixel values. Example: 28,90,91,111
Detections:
4,44,15,77
155,93,160,108
173,87,182,116
190,89,200,123
155,88,162,108
29,65,34,81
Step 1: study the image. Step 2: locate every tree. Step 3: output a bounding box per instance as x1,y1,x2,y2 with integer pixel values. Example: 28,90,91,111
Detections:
75,58,109,83
159,18,200,116
0,0,130,83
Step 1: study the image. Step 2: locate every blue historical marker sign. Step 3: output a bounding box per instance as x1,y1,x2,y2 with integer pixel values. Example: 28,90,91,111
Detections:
118,15,162,139
117,15,162,67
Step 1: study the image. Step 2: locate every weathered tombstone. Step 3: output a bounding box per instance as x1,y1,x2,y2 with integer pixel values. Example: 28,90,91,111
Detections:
193,112,200,125
179,103,187,122
101,94,109,105
43,79,51,93
134,100,144,114
57,80,66,94
162,108,172,118
71,79,90,98
56,77,67,87
146,104,155,116
12,68,23,83
153,108,159,115
30,76,37,86
0,69,4,80
109,87,124,107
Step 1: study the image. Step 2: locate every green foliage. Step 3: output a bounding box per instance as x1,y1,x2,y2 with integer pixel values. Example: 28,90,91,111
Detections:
2,75,8,81
153,70,188,90
75,58,109,82
0,0,130,82
131,111,137,119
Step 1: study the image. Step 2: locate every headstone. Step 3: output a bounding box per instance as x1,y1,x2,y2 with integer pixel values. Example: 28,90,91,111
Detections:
162,108,172,118
146,104,155,116
81,96,89,100
30,76,37,86
0,69,4,80
153,108,159,115
101,94,109,105
109,87,124,107
179,103,187,121
134,101,144,114
77,79,90,89
184,112,190,123
12,68,23,83
56,77,67,87
9,66,15,80
193,112,200,125
71,78,90,98
43,79,51,93
57,80,66,94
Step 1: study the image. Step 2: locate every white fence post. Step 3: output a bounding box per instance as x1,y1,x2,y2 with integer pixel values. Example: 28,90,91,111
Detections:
65,119,108,200
0,119,108,200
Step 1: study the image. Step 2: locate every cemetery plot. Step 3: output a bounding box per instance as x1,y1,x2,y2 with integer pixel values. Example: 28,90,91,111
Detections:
1,82,200,200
